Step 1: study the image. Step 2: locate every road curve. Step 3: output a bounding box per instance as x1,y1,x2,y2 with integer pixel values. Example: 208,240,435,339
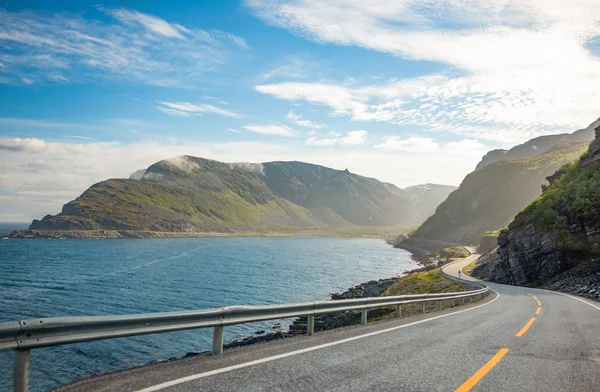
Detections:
56,255,600,392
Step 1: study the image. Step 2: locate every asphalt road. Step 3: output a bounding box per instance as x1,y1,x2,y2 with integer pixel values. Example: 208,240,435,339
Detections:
57,255,600,392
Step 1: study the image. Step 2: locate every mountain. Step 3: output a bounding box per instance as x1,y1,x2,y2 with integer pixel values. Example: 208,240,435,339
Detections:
475,119,599,169
474,123,600,300
129,169,146,180
407,119,599,245
16,157,453,238
402,184,458,221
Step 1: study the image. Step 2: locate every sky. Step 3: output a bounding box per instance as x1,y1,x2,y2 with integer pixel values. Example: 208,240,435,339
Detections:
0,0,599,222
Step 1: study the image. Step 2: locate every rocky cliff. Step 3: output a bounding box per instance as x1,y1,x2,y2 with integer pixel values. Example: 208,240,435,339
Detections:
474,122,600,300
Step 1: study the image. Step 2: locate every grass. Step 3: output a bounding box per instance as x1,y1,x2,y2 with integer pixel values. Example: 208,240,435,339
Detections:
437,246,470,261
462,261,478,277
360,267,483,323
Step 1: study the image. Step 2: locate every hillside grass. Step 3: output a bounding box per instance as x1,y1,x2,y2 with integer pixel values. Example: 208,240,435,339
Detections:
437,246,470,261
366,268,476,322
462,261,478,276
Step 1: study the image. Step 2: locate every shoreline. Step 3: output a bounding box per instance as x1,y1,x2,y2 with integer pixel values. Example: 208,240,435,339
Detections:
6,227,412,240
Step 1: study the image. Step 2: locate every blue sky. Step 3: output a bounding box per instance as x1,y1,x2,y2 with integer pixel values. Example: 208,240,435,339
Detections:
1,0,599,221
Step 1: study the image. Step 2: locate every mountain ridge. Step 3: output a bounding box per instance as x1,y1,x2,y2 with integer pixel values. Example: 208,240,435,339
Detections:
12,157,456,238
403,118,599,247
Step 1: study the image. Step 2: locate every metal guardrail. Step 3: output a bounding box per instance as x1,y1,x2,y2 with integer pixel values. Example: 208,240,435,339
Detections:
1,270,488,392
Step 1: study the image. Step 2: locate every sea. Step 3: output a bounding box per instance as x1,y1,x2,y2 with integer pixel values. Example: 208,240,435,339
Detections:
0,233,417,391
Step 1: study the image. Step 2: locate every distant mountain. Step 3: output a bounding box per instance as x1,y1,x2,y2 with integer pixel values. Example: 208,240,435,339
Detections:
476,119,599,169
402,184,458,221
474,122,600,300
18,157,453,237
408,118,599,245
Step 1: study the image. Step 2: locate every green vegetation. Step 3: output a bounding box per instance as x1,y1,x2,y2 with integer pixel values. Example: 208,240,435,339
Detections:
366,268,477,322
462,261,478,276
437,246,470,261
519,151,600,258
384,268,465,296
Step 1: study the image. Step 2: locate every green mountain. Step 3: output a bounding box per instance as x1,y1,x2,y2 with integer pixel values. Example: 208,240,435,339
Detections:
474,123,600,300
406,119,599,245
19,157,455,237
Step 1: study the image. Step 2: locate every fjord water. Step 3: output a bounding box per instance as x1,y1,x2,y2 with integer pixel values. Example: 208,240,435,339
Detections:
0,237,416,391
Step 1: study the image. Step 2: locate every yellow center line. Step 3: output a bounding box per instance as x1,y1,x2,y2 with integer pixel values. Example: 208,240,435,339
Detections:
532,295,538,300
535,307,541,315
515,317,536,337
536,300,541,306
454,348,509,392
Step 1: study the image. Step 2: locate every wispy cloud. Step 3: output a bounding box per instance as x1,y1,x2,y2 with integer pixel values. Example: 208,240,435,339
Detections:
248,0,600,143
156,102,241,118
374,136,439,152
286,110,322,128
243,124,298,137
306,130,367,146
106,8,189,39
0,8,247,86
257,54,318,82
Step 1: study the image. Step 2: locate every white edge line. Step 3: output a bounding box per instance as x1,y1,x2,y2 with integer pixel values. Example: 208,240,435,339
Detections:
545,290,600,311
136,289,500,392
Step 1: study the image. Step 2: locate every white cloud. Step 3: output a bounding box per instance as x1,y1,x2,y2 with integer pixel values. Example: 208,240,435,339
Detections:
243,124,298,137
0,8,247,86
0,136,488,221
374,137,439,152
249,0,600,144
374,136,488,154
107,8,188,39
339,130,368,145
156,102,241,118
286,110,322,128
306,130,367,146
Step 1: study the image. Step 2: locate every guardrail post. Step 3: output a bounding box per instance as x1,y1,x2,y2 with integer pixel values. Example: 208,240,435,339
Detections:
212,326,224,355
14,349,30,392
307,315,315,336
396,305,401,317
451,299,455,307
421,302,426,314
437,301,442,311
361,310,368,325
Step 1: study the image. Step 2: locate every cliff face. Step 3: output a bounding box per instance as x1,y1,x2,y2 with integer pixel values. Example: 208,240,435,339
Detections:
474,123,600,300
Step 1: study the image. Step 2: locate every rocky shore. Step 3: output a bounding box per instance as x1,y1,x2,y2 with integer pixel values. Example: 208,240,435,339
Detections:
215,277,405,350
7,229,257,239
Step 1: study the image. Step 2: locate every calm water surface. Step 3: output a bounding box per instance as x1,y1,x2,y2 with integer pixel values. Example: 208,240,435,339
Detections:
0,237,416,391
